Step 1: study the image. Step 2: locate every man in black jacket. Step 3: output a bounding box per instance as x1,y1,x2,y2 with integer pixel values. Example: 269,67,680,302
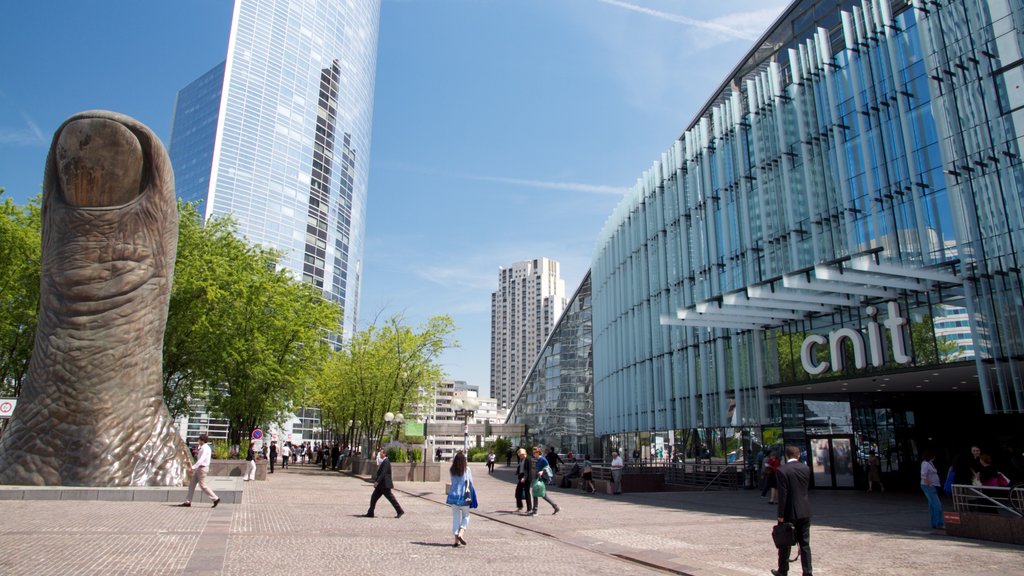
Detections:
363,449,404,518
773,445,812,576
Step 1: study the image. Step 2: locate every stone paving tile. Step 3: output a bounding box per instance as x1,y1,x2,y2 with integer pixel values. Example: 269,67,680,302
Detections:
1,463,1021,576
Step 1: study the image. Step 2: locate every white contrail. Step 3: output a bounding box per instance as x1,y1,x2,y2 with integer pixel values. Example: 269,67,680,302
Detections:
469,174,628,196
596,0,760,40
377,161,629,196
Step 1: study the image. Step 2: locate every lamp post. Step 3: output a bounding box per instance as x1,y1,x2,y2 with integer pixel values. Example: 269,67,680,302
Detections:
451,397,480,453
384,412,404,442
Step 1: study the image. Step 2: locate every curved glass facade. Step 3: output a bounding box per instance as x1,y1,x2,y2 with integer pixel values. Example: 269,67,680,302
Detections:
592,0,1024,448
171,0,380,338
507,272,596,456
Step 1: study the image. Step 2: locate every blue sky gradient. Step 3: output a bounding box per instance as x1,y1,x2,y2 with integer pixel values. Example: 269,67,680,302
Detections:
1,0,788,396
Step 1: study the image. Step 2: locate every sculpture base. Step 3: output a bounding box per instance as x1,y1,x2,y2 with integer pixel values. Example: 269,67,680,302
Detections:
0,476,244,504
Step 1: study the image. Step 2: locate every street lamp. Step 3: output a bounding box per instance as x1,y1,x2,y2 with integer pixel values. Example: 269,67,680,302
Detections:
451,397,480,453
384,412,404,442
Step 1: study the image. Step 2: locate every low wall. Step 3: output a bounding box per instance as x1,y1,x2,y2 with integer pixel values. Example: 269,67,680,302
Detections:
944,511,1024,545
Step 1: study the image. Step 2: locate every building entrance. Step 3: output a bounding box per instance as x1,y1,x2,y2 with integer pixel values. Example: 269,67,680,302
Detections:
808,436,855,488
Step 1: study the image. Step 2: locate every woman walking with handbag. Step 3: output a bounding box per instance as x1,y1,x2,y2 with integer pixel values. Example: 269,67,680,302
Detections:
445,451,475,547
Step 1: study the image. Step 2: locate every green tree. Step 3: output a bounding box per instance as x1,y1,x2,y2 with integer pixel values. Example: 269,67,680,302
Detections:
162,203,341,443
312,313,457,451
0,191,41,397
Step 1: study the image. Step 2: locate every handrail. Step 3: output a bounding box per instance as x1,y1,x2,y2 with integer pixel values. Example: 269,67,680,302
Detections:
950,483,1024,517
702,465,733,492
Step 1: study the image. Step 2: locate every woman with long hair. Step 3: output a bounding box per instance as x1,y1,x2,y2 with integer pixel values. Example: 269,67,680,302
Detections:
445,451,473,547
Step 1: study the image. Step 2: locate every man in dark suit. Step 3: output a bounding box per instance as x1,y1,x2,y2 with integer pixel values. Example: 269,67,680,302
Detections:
773,445,812,576
363,449,404,518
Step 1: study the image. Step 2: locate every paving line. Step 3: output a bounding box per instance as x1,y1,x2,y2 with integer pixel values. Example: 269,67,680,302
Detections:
392,483,699,576
181,506,233,575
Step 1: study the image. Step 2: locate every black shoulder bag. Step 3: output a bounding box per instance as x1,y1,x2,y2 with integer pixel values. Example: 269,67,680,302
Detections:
772,522,801,562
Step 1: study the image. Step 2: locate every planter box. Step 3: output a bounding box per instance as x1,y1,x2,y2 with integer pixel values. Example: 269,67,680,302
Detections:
208,458,267,481
350,459,442,482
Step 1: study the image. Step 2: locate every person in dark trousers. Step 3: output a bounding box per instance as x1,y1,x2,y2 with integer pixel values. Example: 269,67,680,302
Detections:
363,449,404,518
515,448,534,514
269,441,277,474
772,445,812,576
545,446,563,474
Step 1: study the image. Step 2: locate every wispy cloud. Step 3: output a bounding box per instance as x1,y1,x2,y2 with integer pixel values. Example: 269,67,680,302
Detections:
596,0,761,40
0,112,48,146
417,264,496,292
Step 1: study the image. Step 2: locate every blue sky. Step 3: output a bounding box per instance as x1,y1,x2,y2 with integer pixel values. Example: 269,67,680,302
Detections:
1,0,787,397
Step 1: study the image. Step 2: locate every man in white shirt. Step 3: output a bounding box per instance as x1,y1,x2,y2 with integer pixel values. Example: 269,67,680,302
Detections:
610,450,624,494
281,443,291,469
178,434,221,508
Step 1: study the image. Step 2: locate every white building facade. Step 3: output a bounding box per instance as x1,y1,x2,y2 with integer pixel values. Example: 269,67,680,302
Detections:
490,258,566,410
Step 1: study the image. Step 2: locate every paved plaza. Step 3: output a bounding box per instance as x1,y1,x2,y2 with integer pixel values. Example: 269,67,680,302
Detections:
0,462,1021,576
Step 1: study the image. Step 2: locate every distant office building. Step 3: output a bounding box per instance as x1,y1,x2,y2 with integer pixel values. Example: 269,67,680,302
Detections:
490,258,566,410
169,0,381,338
423,380,505,460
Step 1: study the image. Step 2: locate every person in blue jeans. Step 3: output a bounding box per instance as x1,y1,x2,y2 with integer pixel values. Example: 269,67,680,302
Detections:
920,450,944,529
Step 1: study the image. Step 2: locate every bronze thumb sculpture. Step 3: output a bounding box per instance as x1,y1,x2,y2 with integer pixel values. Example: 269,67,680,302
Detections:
0,110,192,486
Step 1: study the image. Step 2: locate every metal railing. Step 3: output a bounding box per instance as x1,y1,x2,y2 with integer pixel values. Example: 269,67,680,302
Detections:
950,483,1024,517
664,462,740,490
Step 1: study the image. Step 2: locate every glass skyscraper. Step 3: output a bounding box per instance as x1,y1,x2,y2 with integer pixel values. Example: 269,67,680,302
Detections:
506,272,595,456
170,0,381,338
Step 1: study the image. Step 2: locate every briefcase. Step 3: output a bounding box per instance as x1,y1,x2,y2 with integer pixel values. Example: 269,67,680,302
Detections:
772,522,797,548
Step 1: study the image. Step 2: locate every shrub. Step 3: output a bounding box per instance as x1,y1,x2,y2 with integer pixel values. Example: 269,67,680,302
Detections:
387,446,408,463
408,448,422,463
468,447,488,462
211,440,231,460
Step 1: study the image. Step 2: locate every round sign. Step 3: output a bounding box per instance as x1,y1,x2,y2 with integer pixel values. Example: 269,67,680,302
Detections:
0,401,14,417
251,428,263,440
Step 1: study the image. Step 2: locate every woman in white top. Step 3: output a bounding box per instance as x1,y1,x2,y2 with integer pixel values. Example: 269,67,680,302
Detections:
919,450,944,529
445,451,473,547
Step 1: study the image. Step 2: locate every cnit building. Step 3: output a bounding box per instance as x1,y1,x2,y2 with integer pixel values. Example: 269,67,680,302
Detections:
510,0,1024,489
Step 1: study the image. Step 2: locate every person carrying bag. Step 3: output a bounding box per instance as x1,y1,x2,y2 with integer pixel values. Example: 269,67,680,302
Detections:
445,451,476,547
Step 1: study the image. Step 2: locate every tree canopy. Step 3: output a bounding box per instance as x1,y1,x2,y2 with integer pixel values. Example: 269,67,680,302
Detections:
163,203,342,443
312,313,457,450
0,190,41,397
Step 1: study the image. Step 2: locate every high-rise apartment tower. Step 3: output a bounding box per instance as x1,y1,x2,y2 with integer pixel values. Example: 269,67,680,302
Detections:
169,0,380,338
490,258,566,410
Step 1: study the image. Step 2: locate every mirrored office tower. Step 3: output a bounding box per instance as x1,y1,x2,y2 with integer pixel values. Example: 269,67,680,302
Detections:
170,0,381,338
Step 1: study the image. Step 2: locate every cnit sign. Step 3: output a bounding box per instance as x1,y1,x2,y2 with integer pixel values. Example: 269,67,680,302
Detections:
800,302,911,375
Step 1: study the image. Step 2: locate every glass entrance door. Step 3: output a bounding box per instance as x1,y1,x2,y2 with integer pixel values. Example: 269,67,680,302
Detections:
809,436,855,488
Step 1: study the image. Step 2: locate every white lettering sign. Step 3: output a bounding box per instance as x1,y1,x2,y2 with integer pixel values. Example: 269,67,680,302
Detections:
800,302,910,375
